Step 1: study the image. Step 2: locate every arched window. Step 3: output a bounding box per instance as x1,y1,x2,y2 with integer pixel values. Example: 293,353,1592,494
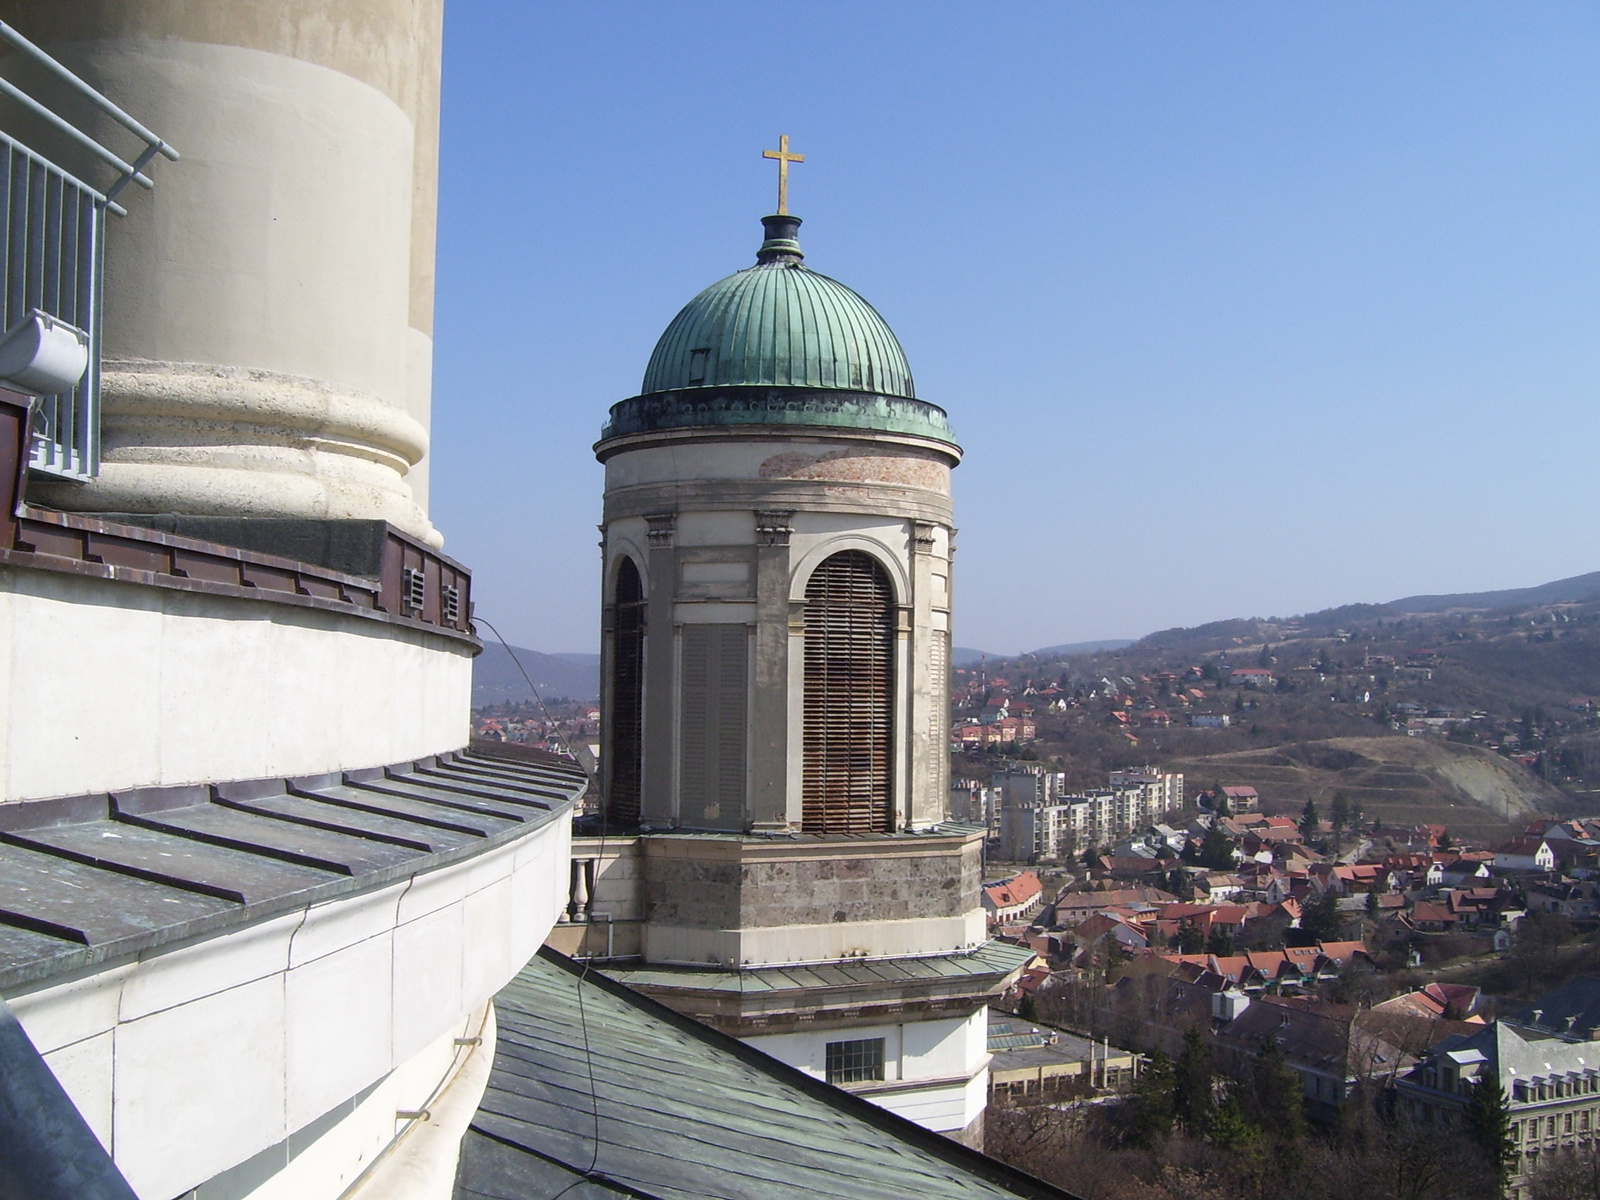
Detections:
802,550,895,833
607,557,645,826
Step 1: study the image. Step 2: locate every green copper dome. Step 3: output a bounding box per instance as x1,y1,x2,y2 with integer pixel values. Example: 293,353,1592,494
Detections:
642,221,915,398
599,216,957,452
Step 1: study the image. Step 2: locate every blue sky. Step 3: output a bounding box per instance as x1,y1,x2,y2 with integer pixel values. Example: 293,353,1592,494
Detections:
430,2,1600,656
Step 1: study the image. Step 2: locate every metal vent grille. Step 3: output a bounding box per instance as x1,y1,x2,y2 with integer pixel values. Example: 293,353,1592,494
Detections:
679,623,747,826
607,558,645,827
441,583,460,625
402,566,425,613
802,550,894,834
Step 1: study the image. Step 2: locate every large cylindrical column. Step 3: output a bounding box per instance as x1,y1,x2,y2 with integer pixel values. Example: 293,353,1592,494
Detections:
0,1,443,544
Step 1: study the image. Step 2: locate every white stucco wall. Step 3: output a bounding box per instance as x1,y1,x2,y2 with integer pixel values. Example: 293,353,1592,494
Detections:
743,1008,990,1134
8,813,568,1200
0,567,472,803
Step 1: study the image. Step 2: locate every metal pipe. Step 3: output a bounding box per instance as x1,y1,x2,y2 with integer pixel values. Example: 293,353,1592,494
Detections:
0,22,178,162
0,76,152,190
0,995,138,1200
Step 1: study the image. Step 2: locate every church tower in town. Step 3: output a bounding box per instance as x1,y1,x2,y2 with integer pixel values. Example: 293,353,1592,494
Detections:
556,145,1029,1146
596,159,959,838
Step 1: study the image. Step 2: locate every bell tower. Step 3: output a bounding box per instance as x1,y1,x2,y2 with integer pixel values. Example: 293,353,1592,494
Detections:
560,182,1028,1148
596,210,960,837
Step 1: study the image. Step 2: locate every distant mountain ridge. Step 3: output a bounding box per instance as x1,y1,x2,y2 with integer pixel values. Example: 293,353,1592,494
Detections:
1030,638,1136,657
1123,569,1600,654
981,570,1600,664
473,643,599,706
1385,571,1600,615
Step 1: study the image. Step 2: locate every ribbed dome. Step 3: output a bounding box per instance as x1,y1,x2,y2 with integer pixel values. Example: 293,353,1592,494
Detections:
640,217,915,400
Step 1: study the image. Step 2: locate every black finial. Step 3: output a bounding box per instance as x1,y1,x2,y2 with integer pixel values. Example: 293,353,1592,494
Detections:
756,214,803,264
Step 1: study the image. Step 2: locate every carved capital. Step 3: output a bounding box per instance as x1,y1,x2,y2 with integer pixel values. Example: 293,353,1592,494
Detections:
645,513,676,549
911,520,938,553
754,509,795,547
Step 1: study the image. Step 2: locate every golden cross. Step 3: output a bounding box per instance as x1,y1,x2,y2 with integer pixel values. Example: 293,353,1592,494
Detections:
762,134,805,215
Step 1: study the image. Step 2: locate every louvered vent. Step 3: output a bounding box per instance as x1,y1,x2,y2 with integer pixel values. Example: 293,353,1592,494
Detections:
679,623,747,827
930,628,950,804
607,559,646,826
402,567,426,613
802,550,894,834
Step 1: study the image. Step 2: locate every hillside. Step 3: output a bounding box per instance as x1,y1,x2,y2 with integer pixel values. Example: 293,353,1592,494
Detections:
1164,736,1564,842
957,570,1600,833
472,644,599,705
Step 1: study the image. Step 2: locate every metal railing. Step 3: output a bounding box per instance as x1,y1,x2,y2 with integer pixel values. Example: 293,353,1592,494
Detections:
0,21,174,482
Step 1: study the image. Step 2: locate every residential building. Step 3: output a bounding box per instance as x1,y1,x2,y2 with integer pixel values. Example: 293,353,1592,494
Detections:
1108,766,1185,822
987,1015,1139,1101
1496,837,1558,873
1001,802,1075,862
982,871,1047,925
1230,667,1276,689
1219,785,1260,812
1398,976,1600,1199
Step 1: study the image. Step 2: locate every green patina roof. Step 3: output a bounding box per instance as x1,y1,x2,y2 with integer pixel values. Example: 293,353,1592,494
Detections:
642,252,916,398
457,947,1080,1200
599,215,958,451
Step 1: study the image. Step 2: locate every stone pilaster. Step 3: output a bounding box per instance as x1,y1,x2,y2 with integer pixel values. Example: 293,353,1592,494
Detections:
642,513,677,825
749,510,793,830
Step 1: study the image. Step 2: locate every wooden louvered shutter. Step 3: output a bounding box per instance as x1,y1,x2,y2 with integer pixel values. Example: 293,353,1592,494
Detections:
607,558,645,826
679,624,748,826
802,551,894,834
930,628,950,804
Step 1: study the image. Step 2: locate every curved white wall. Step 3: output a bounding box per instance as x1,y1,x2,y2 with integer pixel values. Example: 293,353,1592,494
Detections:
0,567,472,803
7,813,569,1199
17,33,439,543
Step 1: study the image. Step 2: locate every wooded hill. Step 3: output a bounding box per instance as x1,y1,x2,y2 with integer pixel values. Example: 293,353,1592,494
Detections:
965,572,1600,837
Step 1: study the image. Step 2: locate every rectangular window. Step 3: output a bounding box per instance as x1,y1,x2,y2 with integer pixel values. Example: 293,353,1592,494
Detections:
1565,1113,1573,1134
825,1037,886,1085
687,347,710,385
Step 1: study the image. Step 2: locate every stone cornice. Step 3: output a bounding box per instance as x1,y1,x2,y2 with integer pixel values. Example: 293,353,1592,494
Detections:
597,387,961,462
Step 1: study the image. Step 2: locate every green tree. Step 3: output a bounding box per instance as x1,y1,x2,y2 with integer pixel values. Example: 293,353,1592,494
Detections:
1238,1039,1306,1144
1365,888,1380,917
1299,798,1320,841
1464,1073,1516,1191
1122,1050,1175,1145
1172,1026,1214,1136
1206,1096,1262,1153
1016,993,1037,1021
1175,919,1204,954
1200,824,1235,870
1329,791,1351,834
1301,888,1342,942
1205,927,1235,957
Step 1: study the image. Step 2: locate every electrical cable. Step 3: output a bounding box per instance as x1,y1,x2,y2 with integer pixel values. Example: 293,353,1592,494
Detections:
474,615,608,1194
